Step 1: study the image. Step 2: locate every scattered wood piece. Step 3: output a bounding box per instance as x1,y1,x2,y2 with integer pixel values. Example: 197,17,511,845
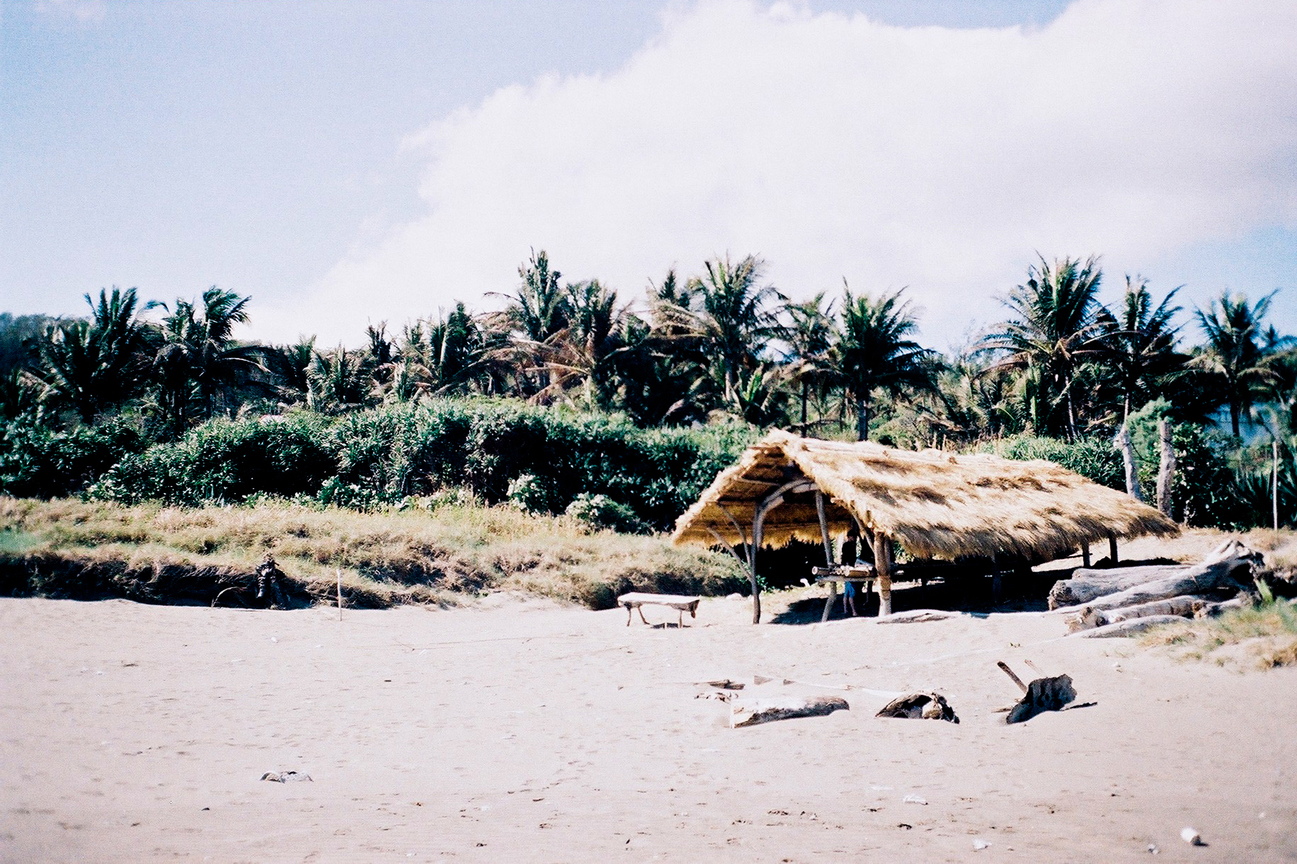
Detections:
996,661,1028,693
730,694,849,728
875,692,959,723
874,609,960,624
705,679,746,690
261,771,312,783
1070,615,1186,638
998,661,1076,724
1006,674,1076,724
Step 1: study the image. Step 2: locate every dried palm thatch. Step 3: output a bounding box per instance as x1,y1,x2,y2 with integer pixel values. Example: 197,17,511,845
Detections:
672,430,1178,562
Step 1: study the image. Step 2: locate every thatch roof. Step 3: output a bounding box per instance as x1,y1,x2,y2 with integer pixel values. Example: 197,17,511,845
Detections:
671,430,1178,562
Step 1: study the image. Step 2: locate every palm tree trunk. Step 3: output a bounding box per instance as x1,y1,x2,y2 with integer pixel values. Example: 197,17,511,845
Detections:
856,396,870,441
800,379,808,436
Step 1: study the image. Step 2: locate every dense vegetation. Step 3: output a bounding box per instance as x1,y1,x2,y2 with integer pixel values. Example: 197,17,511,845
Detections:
1,250,1294,531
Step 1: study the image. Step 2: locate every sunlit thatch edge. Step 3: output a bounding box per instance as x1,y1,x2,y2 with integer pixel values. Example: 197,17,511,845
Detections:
671,429,1179,561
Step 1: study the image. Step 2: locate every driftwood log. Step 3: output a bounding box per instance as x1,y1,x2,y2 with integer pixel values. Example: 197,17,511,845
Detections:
1066,594,1206,632
1072,615,1187,638
731,694,849,728
876,692,959,723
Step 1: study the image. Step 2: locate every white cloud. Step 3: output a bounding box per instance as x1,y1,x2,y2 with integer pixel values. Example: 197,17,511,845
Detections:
34,0,106,24
271,0,1297,349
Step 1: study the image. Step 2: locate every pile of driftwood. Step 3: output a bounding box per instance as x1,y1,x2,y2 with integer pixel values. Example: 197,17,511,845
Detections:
1050,539,1263,637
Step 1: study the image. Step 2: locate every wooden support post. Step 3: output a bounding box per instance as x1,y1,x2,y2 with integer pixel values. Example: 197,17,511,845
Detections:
1108,533,1119,565
991,552,1002,603
749,512,763,625
873,533,893,616
821,581,837,623
1080,539,1091,568
749,479,817,625
815,491,833,567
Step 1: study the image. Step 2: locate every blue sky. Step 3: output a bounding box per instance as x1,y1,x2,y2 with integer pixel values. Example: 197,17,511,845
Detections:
2,0,1293,350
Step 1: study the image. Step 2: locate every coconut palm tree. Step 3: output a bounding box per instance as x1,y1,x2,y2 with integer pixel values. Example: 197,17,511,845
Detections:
781,292,836,435
980,255,1108,437
149,287,264,433
1100,276,1184,420
834,286,935,441
1191,290,1279,436
35,286,149,423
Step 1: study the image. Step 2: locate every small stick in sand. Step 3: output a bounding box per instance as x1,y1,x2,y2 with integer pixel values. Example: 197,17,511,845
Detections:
337,568,343,621
997,660,1028,694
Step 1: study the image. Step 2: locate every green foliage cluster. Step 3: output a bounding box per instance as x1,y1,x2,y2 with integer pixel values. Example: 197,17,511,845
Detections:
0,418,145,498
981,434,1125,490
0,400,757,532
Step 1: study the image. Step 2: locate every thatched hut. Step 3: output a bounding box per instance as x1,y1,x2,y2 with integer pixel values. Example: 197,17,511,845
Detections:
671,430,1179,623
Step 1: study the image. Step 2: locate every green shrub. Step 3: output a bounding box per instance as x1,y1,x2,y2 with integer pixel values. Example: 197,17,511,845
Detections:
565,493,651,535
0,417,145,498
979,434,1124,490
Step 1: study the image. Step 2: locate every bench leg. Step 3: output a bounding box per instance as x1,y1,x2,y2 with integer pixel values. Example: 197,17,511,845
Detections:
637,605,650,626
821,581,837,622
678,609,683,628
625,604,632,626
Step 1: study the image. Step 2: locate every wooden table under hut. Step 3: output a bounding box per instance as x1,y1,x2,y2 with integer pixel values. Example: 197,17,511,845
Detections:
670,430,1179,624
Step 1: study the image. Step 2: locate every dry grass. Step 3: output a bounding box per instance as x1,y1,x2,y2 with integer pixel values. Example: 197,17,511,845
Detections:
1139,600,1297,669
0,497,745,609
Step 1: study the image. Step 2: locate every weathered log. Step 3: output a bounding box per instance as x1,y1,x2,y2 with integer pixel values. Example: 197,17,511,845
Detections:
1048,550,1257,610
1064,563,1250,615
1066,594,1205,632
1071,615,1186,637
1049,563,1193,608
876,692,959,723
730,694,849,728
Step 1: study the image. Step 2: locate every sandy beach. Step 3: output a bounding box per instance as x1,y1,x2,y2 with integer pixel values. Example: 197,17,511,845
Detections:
2,591,1295,863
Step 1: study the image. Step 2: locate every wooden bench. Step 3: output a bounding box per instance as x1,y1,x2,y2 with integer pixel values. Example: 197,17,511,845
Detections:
617,592,701,627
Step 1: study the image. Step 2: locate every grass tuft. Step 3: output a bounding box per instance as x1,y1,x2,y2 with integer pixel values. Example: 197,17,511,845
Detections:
1140,600,1297,669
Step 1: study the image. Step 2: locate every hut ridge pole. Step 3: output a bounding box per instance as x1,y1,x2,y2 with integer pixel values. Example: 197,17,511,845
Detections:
814,491,834,567
873,533,893,616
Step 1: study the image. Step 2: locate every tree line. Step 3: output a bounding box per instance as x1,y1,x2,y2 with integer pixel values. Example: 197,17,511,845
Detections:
1,250,1293,525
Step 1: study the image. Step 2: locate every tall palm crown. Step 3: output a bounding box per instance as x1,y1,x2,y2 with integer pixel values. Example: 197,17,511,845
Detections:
684,254,782,412
1192,290,1279,436
1102,276,1183,420
982,255,1107,437
151,287,261,433
834,287,934,441
781,291,836,434
36,286,148,423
